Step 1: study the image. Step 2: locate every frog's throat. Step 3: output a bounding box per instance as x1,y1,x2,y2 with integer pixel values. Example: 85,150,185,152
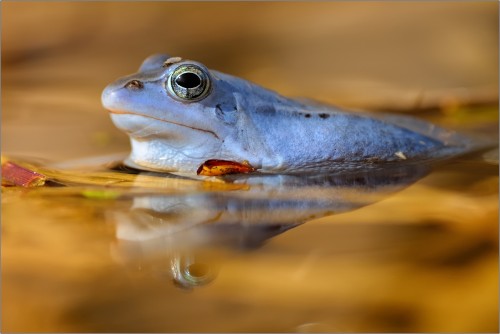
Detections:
108,110,220,139
128,138,210,173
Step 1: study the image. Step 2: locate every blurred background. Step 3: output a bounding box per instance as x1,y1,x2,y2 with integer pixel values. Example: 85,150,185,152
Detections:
2,1,498,160
2,2,498,333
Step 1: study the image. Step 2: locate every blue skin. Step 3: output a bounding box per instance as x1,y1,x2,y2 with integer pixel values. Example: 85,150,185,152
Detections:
102,54,469,174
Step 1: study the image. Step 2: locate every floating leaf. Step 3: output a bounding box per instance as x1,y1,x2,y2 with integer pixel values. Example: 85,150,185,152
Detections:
197,160,256,176
1,161,47,187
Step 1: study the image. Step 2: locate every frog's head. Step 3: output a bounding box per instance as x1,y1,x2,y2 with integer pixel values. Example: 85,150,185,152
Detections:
102,54,246,173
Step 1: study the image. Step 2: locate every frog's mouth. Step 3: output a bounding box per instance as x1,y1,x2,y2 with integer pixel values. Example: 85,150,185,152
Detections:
108,110,219,139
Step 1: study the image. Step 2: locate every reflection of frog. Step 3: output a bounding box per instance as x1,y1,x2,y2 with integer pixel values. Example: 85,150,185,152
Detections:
109,166,430,289
102,54,469,174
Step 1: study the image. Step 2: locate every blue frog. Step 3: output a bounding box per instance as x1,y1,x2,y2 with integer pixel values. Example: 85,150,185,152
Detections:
102,54,470,174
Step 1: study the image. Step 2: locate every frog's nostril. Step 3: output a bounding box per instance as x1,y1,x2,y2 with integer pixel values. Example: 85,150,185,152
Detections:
124,80,144,90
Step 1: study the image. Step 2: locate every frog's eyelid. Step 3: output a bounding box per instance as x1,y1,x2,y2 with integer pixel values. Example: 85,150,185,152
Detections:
162,57,183,68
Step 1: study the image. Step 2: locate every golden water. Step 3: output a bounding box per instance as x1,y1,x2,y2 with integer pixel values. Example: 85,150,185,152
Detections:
2,2,498,332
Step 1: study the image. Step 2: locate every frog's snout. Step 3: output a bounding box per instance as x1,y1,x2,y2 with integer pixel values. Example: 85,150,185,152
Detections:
102,78,147,112
101,83,121,111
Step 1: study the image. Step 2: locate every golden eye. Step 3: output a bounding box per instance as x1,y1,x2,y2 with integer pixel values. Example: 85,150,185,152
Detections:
167,64,211,101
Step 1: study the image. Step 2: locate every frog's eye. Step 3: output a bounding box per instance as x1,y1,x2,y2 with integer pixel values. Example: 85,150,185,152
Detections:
167,64,211,102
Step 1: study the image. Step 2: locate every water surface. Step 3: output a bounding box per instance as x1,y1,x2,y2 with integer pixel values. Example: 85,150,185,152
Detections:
2,150,498,332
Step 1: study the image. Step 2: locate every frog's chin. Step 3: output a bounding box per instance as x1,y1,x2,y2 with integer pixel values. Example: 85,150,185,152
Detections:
109,112,166,139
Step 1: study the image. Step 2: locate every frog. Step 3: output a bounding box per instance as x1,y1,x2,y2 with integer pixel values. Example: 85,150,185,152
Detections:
102,54,470,175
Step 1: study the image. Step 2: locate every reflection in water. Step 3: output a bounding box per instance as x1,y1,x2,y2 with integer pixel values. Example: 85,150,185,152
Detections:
107,164,430,288
2,153,497,332
170,253,217,289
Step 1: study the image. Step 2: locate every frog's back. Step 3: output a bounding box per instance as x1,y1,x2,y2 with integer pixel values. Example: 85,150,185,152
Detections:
239,94,473,172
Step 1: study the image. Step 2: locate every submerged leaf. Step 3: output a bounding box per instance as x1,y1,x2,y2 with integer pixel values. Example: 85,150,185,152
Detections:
81,189,121,200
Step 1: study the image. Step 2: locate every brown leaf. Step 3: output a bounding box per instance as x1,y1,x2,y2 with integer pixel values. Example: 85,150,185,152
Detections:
197,159,256,176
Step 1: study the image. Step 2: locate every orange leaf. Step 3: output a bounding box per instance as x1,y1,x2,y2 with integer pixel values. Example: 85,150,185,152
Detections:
197,159,256,176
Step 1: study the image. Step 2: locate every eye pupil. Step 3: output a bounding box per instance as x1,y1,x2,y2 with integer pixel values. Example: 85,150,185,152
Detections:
175,72,201,89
